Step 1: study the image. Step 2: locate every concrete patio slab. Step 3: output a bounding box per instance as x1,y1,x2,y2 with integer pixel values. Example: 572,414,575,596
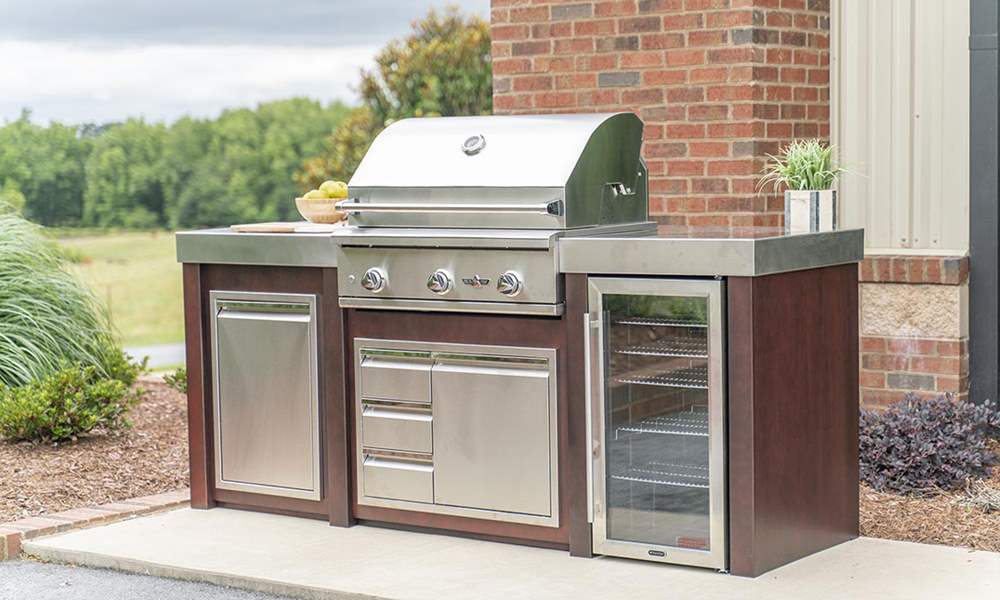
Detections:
23,508,1000,600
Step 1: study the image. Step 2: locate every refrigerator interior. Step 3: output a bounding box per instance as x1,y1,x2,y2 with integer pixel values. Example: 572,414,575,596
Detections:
603,293,712,551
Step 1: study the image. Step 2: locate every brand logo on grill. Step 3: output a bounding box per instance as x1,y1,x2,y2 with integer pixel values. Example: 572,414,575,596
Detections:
462,275,491,288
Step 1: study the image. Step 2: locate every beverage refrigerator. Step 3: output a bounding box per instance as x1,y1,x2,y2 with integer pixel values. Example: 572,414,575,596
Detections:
586,278,727,570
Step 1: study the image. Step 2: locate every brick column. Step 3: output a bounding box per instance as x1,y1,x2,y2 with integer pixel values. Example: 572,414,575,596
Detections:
491,0,830,227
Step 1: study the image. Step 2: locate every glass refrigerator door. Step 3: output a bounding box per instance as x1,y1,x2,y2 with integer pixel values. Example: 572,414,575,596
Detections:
588,278,726,570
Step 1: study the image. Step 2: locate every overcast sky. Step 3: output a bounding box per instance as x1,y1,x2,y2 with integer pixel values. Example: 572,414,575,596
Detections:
0,1,490,125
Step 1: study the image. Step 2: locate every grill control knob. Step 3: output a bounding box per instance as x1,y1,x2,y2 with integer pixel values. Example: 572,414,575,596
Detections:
426,270,452,295
360,268,387,293
497,271,523,297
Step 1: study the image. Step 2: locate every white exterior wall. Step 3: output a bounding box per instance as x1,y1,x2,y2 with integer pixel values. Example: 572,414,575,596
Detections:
832,0,970,254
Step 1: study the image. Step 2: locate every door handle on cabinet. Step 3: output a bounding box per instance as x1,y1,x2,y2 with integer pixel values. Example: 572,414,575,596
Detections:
584,312,602,524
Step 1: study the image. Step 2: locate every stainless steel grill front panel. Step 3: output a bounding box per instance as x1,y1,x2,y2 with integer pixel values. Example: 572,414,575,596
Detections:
337,246,560,305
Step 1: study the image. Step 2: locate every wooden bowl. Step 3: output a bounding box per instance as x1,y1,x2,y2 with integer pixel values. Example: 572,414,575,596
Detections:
295,197,345,224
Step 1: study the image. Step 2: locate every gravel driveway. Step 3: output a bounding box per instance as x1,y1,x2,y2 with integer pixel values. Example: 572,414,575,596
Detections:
0,560,293,600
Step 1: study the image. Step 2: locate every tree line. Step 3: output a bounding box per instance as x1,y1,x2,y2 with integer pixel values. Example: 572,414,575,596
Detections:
0,7,492,230
0,100,349,229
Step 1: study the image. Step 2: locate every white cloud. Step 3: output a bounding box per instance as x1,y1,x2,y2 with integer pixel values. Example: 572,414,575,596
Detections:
0,40,378,124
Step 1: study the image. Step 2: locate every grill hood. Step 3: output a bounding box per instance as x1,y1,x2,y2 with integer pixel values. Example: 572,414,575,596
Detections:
341,112,648,229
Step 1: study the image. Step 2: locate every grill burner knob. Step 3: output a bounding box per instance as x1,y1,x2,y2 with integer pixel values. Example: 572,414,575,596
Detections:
496,271,523,297
426,270,452,295
360,268,387,293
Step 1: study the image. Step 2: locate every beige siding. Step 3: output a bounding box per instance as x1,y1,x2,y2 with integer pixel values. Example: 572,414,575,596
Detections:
832,0,970,254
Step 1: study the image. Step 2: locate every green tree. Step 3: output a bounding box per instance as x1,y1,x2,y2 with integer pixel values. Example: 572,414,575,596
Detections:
1,96,349,230
0,179,26,214
159,115,213,227
169,99,348,228
82,119,166,227
296,6,492,190
0,110,91,225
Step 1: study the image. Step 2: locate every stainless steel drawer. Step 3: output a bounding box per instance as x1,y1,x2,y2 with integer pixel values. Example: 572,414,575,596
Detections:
362,454,433,503
360,352,431,403
361,401,432,453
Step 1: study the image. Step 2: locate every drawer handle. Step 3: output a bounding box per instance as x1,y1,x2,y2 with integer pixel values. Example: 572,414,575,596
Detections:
363,455,433,472
362,405,432,421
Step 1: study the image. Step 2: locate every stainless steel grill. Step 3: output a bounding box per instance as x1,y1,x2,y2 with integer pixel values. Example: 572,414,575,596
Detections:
338,112,647,230
332,112,654,315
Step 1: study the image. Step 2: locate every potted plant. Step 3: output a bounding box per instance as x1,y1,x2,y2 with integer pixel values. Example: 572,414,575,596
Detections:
759,139,845,234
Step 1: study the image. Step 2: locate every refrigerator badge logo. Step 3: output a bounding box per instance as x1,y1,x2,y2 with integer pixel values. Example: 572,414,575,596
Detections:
462,275,490,288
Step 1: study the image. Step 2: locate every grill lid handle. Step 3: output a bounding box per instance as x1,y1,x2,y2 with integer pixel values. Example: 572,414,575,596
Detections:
335,199,563,216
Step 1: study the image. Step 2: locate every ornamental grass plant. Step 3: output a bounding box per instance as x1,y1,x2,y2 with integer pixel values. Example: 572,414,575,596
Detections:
0,211,145,441
0,210,128,387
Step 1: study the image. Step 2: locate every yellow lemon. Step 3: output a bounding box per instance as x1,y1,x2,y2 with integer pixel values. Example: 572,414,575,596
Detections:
320,180,349,199
302,189,325,200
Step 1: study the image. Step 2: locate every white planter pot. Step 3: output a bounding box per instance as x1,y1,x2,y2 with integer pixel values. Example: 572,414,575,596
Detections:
784,189,837,234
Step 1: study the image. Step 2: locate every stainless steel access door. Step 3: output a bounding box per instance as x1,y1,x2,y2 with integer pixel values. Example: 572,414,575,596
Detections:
432,354,555,517
586,278,726,570
210,291,321,501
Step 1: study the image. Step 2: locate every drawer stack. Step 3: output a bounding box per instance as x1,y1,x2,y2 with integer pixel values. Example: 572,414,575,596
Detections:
358,351,435,503
354,340,560,528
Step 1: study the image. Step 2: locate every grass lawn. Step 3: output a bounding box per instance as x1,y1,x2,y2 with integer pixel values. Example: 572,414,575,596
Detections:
56,231,183,348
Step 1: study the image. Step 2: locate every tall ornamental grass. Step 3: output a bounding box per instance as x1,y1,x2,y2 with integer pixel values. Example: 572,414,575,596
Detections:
0,211,120,387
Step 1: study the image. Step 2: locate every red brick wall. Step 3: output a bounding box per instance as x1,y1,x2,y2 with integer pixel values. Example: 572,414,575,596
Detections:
858,255,970,405
860,335,968,405
491,0,831,227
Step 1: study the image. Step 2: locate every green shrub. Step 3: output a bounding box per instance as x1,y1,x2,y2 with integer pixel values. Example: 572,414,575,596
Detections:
100,346,147,388
0,364,142,442
0,211,122,387
163,367,187,394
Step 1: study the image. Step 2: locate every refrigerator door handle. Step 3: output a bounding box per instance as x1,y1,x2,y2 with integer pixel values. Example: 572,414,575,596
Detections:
584,311,602,524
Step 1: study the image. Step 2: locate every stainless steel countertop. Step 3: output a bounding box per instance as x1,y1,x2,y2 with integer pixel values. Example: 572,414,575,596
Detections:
175,227,340,268
176,224,864,276
559,226,864,277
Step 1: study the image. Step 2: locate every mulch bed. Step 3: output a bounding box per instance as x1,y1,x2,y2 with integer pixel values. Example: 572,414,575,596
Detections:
0,381,189,524
860,442,1000,553
2,381,999,553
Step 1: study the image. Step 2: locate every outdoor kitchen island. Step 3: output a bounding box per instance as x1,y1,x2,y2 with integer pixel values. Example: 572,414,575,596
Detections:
176,223,862,578
176,111,863,578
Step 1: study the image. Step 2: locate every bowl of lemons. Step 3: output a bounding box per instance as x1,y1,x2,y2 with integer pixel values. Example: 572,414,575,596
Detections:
295,180,349,223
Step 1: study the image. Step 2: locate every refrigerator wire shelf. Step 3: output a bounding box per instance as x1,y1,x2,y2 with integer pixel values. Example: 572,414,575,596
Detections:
614,338,708,359
610,462,710,489
614,365,709,390
616,411,709,437
614,317,708,329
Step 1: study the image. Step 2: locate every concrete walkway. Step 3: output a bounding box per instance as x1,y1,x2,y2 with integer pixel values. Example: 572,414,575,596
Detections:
124,343,185,369
23,508,1000,600
0,559,292,600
